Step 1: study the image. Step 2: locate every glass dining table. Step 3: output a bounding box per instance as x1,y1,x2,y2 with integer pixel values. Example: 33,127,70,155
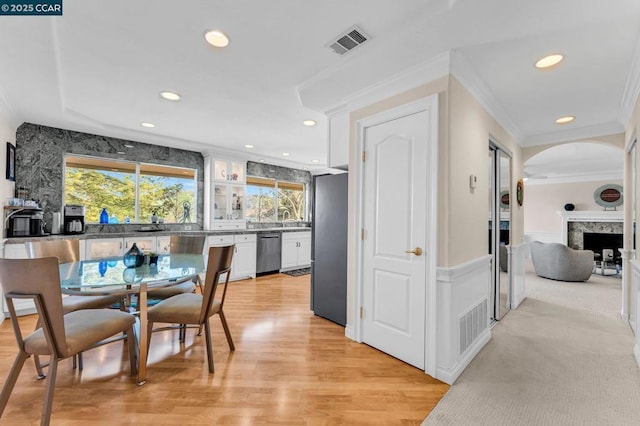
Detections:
58,253,207,385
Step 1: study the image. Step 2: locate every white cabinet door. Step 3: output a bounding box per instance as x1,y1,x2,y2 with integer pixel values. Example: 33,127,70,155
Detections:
156,236,171,254
212,159,246,183
281,231,312,270
85,238,123,259
124,237,156,253
281,238,299,269
297,235,312,267
2,243,35,316
231,234,256,280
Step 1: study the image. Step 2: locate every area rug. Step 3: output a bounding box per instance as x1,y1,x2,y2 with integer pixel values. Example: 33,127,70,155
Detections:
282,267,310,277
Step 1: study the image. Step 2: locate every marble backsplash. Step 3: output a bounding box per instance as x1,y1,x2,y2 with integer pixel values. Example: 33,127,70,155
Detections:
567,221,623,250
15,123,205,231
247,161,311,184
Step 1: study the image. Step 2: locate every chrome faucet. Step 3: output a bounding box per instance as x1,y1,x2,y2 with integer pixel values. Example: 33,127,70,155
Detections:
282,210,290,221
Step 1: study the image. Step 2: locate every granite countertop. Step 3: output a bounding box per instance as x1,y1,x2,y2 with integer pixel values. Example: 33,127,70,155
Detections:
3,226,311,244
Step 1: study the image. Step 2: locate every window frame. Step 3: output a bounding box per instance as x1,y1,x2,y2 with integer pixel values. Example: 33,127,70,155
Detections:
63,154,198,224
246,176,307,222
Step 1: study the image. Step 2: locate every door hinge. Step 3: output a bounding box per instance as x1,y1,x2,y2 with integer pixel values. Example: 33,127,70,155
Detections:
361,228,365,240
362,151,366,162
360,307,363,318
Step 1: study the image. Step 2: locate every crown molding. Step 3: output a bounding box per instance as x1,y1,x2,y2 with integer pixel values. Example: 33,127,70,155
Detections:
300,51,451,114
618,32,640,127
524,170,623,186
522,121,625,147
448,50,523,144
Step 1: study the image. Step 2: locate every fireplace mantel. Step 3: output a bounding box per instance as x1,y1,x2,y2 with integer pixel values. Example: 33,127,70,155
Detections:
558,210,623,244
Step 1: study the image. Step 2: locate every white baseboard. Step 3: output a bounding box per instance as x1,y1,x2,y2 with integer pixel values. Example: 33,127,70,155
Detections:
436,328,491,385
345,325,356,341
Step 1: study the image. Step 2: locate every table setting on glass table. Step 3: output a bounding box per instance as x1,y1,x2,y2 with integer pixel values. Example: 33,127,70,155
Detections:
58,252,206,385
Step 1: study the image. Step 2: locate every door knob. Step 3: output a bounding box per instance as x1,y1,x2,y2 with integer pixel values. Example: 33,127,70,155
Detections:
405,247,423,256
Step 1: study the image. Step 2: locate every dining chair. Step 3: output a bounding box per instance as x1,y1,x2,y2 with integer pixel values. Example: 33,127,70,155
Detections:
0,257,137,426
25,239,126,377
147,235,207,299
146,244,235,373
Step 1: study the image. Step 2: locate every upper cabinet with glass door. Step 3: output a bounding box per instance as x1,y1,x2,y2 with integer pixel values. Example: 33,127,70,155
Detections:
212,159,245,184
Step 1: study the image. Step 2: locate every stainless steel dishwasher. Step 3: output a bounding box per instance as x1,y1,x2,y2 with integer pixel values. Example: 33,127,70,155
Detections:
256,232,281,275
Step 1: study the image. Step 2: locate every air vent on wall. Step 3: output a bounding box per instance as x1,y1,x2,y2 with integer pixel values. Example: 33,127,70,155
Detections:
327,26,370,55
459,298,488,355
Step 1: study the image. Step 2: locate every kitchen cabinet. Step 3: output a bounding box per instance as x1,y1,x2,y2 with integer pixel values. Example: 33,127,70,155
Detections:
211,182,246,230
85,238,124,259
2,243,35,316
156,235,171,254
232,234,257,280
281,231,311,270
212,159,246,183
207,233,256,281
124,236,156,253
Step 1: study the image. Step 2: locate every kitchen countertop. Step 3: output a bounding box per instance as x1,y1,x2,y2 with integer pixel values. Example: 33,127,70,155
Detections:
3,227,312,245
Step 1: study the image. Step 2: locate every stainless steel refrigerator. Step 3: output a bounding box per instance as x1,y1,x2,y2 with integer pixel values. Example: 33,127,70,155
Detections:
311,172,348,326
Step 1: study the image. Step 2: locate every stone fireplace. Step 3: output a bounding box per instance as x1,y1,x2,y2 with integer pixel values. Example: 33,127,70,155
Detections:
561,210,624,259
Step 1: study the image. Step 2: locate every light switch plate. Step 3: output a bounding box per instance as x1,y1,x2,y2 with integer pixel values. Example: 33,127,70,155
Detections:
469,174,477,189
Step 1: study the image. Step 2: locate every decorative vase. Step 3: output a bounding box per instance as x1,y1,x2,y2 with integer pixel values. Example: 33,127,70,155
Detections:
100,208,109,224
149,254,159,265
98,261,108,277
123,242,145,268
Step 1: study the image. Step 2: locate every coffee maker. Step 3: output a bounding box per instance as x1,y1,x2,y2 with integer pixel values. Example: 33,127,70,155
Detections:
64,205,85,234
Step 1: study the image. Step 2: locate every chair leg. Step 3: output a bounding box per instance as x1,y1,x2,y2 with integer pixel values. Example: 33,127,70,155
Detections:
41,356,59,426
203,320,214,374
146,321,154,359
0,352,28,418
33,354,47,379
77,353,83,371
126,326,138,376
218,310,235,351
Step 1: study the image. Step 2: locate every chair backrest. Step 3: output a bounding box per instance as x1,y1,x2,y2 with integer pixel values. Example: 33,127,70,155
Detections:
25,239,80,264
200,244,235,323
170,235,206,255
0,257,67,356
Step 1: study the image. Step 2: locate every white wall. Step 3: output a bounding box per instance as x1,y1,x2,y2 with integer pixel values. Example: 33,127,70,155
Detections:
524,179,623,239
0,113,15,221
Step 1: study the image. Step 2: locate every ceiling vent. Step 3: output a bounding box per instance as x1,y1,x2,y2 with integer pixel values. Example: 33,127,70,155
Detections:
327,26,370,55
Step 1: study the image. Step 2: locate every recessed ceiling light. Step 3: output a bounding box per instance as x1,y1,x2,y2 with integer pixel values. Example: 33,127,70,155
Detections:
555,115,575,124
259,159,265,162
160,91,181,101
303,120,317,127
141,122,155,128
535,54,564,69
124,144,134,148
311,159,320,163
244,144,254,149
204,30,230,48
282,152,291,157
116,152,125,155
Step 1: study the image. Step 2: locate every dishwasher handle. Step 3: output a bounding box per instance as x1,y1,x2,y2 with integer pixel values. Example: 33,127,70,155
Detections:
260,234,280,239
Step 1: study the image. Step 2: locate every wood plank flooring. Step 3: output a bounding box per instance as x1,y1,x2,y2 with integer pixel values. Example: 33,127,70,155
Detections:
0,273,448,425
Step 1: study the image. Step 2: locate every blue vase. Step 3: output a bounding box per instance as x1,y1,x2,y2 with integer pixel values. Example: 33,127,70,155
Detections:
123,242,145,268
98,261,108,277
100,208,109,224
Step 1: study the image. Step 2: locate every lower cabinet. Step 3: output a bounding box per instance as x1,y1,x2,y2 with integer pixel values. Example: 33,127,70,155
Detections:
2,243,35,316
206,233,256,281
85,238,124,259
281,231,311,271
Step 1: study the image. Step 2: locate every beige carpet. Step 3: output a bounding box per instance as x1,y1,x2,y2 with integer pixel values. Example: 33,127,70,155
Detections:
424,264,640,426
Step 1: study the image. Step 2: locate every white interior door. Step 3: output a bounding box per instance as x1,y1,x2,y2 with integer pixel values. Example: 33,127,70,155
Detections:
361,109,429,369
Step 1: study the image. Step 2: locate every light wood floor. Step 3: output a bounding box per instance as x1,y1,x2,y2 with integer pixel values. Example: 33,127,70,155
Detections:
0,273,448,425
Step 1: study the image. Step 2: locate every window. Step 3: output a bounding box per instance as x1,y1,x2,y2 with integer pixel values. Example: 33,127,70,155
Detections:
64,155,197,224
246,177,305,222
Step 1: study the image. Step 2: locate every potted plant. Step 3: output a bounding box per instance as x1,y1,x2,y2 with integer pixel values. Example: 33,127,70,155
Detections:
148,252,159,265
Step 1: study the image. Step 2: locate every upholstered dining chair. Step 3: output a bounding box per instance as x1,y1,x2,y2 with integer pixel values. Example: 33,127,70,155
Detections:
25,239,126,377
146,244,235,373
147,235,206,299
0,257,137,426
